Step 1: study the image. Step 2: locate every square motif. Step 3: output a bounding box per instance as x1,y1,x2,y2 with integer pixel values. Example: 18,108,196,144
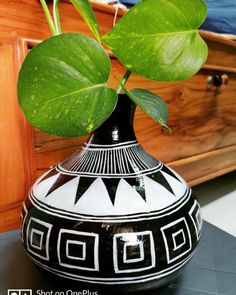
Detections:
189,200,202,240
66,240,86,261
173,229,186,251
30,229,44,250
161,218,192,264
123,240,144,263
58,229,99,271
113,231,155,273
26,218,52,261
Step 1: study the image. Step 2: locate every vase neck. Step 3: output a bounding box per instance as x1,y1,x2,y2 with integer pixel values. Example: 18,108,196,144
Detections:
87,94,137,146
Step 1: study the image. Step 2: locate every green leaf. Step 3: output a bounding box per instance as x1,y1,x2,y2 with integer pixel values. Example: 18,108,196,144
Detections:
102,0,208,81
18,33,117,137
122,86,171,131
70,0,101,42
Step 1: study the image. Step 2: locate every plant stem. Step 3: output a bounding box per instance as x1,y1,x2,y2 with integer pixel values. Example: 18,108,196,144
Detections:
40,0,57,36
117,70,132,94
70,0,101,42
53,0,62,35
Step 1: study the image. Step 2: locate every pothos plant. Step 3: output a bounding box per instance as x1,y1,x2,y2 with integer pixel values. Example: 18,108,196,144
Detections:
17,0,208,137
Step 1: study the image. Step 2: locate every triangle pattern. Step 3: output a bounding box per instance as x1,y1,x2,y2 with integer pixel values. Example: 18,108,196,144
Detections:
75,177,97,204
161,165,184,184
43,177,80,211
37,167,58,184
33,174,60,200
74,177,115,215
147,171,175,196
161,171,187,198
114,179,148,215
144,175,176,210
124,177,146,201
102,178,121,205
45,174,77,197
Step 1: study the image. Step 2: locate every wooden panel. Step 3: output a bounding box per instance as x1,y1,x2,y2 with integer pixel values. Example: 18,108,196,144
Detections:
0,0,114,40
171,145,236,186
133,69,236,162
0,205,22,232
0,35,34,231
200,31,236,71
34,131,89,177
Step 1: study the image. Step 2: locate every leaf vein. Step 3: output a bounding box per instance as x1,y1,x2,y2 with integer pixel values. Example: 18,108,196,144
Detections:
105,29,196,40
36,84,107,107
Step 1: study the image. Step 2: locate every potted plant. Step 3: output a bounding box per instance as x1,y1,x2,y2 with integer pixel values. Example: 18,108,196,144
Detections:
18,0,208,293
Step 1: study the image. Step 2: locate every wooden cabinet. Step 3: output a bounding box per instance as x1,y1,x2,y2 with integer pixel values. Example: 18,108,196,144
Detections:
0,0,236,232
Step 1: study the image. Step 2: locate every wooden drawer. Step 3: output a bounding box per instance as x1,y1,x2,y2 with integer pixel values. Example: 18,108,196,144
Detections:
34,64,236,185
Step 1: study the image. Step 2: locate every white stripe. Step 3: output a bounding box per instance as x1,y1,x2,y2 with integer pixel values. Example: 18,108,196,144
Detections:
60,143,161,175
56,163,163,178
83,140,138,148
29,189,191,223
28,251,194,284
21,202,28,243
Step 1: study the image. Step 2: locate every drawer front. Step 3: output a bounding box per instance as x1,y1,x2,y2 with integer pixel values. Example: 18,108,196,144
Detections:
111,60,236,162
133,69,236,162
34,60,236,185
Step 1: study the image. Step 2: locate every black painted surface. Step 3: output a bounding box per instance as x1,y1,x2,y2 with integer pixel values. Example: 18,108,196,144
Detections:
21,192,198,280
87,94,137,145
1,222,236,295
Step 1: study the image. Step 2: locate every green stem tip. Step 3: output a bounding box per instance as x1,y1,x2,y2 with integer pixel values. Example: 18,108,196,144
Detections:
40,0,57,36
53,0,62,35
117,70,132,94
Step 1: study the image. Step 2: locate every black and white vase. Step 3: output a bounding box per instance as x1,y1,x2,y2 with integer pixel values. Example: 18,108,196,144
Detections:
20,95,202,293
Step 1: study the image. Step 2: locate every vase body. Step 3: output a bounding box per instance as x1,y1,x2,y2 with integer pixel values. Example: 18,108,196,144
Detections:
21,95,202,293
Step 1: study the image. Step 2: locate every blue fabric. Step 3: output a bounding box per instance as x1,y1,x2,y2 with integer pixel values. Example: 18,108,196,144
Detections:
201,0,236,34
119,0,236,35
119,0,140,4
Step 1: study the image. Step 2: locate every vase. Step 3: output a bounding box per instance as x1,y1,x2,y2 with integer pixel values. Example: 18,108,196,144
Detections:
20,94,202,293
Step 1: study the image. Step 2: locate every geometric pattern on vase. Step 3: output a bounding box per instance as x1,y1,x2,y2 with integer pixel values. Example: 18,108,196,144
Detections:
20,202,28,243
113,231,155,273
33,173,61,200
21,192,200,285
161,217,192,264
45,174,78,197
38,166,58,183
40,177,80,212
158,170,186,198
28,185,192,224
26,217,52,261
188,200,202,240
57,229,99,271
143,176,177,211
60,141,161,176
72,177,116,215
31,160,188,216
